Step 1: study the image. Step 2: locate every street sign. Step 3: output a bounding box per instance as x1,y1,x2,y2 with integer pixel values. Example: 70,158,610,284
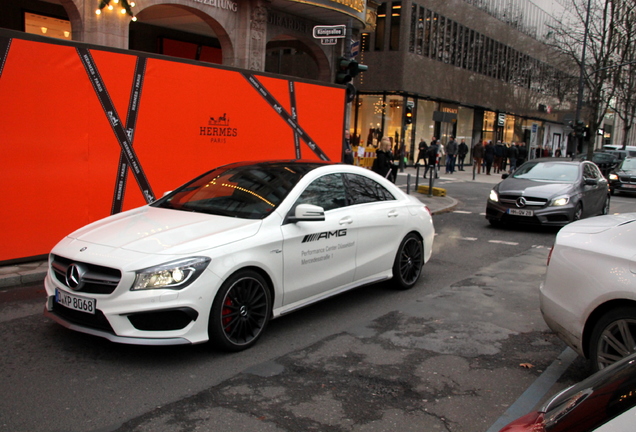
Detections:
350,40,360,58
321,38,337,45
313,25,346,39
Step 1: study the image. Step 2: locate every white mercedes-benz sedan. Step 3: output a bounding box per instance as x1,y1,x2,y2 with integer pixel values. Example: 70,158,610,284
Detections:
44,160,435,351
540,213,636,371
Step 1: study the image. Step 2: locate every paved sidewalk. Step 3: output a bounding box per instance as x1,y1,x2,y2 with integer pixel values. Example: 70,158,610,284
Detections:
0,164,504,290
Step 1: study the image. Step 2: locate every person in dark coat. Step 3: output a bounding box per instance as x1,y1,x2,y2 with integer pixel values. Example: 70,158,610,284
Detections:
372,137,395,182
423,138,439,179
517,142,528,167
415,138,428,165
472,141,485,174
457,139,468,171
484,140,495,175
343,129,354,164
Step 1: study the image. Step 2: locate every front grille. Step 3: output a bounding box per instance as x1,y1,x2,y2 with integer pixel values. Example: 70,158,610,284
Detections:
499,195,548,208
51,254,122,294
127,308,199,331
51,299,114,333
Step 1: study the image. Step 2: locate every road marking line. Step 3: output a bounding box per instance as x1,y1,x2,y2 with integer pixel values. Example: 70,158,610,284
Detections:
450,236,478,241
485,348,578,432
489,240,519,246
453,210,472,214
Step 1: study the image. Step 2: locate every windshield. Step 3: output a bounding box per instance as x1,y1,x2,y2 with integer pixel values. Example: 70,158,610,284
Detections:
620,159,636,170
512,161,579,182
152,162,325,219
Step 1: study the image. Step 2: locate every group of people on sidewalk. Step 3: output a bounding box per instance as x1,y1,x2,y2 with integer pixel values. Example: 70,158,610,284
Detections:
415,136,469,178
471,140,530,175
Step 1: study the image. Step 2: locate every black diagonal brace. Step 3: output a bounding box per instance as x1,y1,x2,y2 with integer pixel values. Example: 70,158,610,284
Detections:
77,48,155,204
288,81,301,159
242,73,330,161
0,37,12,79
111,56,147,214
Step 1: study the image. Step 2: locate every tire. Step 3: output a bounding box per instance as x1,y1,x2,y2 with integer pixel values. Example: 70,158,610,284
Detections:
589,307,636,372
573,202,583,222
488,218,503,228
392,233,424,290
209,270,272,352
600,194,610,215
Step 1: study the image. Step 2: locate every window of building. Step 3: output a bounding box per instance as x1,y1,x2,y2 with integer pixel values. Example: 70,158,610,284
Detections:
390,2,402,51
356,94,385,147
415,99,437,144
375,3,386,51
24,12,71,40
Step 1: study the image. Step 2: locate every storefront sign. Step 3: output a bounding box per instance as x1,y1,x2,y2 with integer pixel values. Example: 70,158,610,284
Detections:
268,12,312,34
191,0,238,12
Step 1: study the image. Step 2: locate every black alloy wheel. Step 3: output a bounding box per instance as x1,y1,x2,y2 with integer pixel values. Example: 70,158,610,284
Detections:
589,307,636,372
392,233,424,290
209,270,272,351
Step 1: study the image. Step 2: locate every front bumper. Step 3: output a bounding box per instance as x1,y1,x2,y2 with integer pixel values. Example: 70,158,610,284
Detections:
486,200,575,226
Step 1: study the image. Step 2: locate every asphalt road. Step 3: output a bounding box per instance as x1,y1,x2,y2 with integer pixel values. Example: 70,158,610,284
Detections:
1,180,635,432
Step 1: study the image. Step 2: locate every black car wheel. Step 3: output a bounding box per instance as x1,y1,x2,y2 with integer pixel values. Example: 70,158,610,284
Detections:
392,233,424,290
589,307,636,372
209,270,272,351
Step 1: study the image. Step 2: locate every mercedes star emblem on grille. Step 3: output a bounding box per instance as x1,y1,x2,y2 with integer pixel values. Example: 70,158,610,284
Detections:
515,197,527,208
65,264,84,290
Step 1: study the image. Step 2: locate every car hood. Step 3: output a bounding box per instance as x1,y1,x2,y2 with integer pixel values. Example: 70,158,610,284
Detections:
497,178,573,198
66,206,262,254
559,212,636,234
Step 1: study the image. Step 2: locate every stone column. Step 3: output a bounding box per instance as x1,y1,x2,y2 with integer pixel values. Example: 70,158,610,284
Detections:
234,0,268,71
76,0,132,49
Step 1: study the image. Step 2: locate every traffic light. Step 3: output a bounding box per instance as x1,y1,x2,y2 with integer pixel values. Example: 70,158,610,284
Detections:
405,103,413,124
574,120,586,138
335,57,368,84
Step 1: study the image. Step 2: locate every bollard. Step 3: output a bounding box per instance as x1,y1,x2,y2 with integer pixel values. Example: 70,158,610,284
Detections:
406,173,411,195
428,164,434,197
415,165,420,189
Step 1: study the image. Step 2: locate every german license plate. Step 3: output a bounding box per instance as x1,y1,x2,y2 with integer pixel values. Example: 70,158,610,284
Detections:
623,184,636,189
55,289,96,314
508,208,533,216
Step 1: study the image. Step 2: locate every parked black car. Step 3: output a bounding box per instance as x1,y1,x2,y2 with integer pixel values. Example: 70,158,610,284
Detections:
609,157,636,195
578,152,619,177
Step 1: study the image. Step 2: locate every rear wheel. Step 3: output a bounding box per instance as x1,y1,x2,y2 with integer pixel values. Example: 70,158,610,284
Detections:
392,233,424,290
589,307,636,372
209,270,271,351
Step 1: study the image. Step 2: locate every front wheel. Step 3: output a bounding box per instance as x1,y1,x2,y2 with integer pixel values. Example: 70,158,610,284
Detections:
589,307,636,372
209,270,272,352
392,233,424,290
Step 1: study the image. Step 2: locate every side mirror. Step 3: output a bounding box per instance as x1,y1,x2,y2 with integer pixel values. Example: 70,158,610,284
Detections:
584,177,599,186
286,204,325,223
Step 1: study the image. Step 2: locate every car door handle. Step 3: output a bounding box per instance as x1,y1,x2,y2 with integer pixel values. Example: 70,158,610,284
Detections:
339,216,353,225
387,210,399,218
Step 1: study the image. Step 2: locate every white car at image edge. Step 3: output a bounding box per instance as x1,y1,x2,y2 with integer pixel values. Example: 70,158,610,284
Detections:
540,212,636,371
44,160,435,351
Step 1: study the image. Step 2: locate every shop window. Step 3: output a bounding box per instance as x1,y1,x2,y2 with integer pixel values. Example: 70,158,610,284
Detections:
24,12,71,40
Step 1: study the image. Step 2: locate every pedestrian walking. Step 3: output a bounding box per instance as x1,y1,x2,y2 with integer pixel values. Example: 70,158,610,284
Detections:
494,141,504,174
424,137,439,179
415,138,428,165
508,142,519,173
343,129,354,164
517,142,528,167
372,137,395,181
457,139,468,171
445,136,458,174
484,140,495,175
472,140,484,174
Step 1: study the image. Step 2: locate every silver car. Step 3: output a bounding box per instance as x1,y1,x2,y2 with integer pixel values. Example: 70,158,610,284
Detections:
486,158,610,227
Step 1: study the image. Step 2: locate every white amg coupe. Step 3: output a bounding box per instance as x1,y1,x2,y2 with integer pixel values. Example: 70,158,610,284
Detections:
44,160,435,351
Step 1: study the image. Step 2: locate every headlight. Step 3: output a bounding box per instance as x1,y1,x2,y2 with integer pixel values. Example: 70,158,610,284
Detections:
489,189,499,202
132,257,211,291
609,173,618,180
551,196,570,206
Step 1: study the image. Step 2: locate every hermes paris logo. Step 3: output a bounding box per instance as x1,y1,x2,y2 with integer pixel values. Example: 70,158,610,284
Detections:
200,113,238,143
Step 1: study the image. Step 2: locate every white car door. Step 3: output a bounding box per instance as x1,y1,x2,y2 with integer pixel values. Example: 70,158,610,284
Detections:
280,173,358,306
343,173,407,281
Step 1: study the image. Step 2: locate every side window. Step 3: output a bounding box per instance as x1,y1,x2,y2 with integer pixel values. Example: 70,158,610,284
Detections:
344,173,396,204
584,163,600,179
295,174,347,211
